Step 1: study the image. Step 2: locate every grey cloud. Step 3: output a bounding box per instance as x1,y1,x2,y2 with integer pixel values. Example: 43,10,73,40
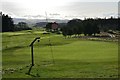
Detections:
23,15,45,18
2,1,118,19
103,13,118,17
2,1,28,16
59,2,118,18
49,13,60,16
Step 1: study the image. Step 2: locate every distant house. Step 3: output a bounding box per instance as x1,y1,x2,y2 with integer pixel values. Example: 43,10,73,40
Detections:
51,22,59,31
46,22,59,32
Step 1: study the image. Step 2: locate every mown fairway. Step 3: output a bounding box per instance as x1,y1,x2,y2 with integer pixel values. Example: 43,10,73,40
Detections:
2,30,118,78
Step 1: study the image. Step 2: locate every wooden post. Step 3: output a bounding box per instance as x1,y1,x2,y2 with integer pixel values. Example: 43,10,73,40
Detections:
27,37,40,74
29,37,40,66
31,45,34,66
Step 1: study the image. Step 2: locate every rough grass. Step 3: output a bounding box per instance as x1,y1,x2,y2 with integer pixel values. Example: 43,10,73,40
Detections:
2,30,118,78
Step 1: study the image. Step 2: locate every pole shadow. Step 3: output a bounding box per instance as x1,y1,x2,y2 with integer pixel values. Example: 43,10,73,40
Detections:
26,65,33,75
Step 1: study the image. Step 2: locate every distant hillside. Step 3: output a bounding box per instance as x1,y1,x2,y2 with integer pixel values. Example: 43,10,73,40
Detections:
34,22,47,27
13,18,69,24
34,22,67,27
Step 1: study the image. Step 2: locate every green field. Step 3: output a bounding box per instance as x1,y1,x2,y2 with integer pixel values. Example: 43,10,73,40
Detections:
2,30,118,78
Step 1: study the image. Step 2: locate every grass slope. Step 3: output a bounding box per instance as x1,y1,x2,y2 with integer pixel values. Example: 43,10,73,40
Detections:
2,30,118,78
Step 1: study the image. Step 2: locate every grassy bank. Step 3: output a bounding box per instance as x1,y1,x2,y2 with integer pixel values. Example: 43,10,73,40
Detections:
2,30,118,78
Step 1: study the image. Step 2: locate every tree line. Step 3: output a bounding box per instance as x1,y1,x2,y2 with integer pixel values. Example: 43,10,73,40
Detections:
61,17,119,37
1,13,119,33
2,14,31,32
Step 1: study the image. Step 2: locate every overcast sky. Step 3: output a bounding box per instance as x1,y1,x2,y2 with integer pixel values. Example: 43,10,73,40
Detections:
1,0,119,19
